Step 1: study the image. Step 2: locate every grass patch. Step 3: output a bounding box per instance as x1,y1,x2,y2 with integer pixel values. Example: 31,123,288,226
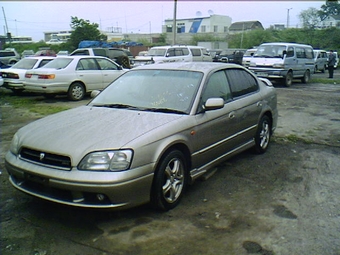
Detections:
310,77,340,84
0,91,71,116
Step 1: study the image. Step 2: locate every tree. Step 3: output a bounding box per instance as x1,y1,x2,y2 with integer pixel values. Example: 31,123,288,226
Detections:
318,0,340,21
299,7,321,29
68,17,107,49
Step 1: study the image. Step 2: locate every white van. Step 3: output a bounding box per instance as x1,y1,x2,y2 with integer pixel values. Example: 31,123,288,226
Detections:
313,49,328,73
249,42,314,87
134,45,212,66
242,48,257,67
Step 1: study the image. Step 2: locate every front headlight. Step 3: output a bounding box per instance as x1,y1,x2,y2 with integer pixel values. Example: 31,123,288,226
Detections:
273,63,284,68
78,150,133,171
10,133,19,155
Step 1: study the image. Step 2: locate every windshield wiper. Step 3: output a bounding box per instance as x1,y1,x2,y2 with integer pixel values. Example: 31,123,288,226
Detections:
142,108,186,114
91,104,141,110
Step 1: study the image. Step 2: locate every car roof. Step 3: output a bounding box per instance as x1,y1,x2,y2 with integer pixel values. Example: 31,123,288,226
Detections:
23,56,56,60
54,55,111,60
132,62,243,74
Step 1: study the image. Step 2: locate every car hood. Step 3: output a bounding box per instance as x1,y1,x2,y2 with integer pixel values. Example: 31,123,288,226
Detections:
16,106,184,163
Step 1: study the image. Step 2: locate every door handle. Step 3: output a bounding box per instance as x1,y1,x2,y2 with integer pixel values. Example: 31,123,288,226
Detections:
257,101,262,107
229,111,235,119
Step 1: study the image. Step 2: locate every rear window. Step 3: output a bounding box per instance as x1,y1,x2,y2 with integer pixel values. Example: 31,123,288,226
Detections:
42,58,72,69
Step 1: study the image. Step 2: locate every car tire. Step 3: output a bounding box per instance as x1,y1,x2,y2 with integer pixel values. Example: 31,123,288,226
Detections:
284,71,293,87
301,70,310,83
253,115,271,154
68,82,85,101
151,150,187,211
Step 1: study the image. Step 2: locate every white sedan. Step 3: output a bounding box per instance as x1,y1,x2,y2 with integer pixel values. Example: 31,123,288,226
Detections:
1,56,54,93
23,56,127,100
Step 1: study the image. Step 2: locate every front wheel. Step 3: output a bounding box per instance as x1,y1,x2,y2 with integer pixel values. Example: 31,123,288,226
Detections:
68,82,85,101
253,115,272,154
151,150,187,211
301,70,310,83
284,71,293,87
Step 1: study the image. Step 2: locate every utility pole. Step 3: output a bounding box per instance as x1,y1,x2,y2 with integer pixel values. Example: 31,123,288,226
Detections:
286,8,292,28
172,0,177,45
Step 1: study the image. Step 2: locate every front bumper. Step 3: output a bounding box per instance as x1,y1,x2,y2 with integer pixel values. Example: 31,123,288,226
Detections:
5,151,154,209
249,68,286,79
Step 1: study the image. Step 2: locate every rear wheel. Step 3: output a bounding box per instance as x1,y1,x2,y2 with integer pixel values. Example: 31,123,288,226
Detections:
301,70,310,83
151,150,187,211
284,71,293,87
253,115,271,154
68,82,85,101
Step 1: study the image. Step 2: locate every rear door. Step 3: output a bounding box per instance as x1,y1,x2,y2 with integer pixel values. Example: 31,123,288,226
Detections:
96,58,125,88
75,58,104,90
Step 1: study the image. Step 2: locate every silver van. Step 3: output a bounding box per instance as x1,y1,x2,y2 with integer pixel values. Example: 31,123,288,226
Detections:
249,42,314,87
313,49,328,73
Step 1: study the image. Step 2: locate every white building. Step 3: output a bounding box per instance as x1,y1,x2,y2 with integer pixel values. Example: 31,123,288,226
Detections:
163,14,232,34
318,15,340,28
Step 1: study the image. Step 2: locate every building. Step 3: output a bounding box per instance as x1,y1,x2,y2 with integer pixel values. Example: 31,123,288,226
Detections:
163,14,232,34
44,31,72,42
318,15,340,28
229,21,264,34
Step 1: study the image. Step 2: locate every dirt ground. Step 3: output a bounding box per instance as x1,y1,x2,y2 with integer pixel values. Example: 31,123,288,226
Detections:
1,77,340,255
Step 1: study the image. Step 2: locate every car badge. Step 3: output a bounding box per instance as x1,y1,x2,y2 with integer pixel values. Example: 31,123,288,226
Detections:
40,153,45,161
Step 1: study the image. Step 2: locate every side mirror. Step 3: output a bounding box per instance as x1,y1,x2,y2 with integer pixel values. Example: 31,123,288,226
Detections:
204,98,224,111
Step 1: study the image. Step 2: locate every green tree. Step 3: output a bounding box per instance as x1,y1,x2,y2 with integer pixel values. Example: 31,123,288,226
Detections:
68,17,107,49
299,7,321,29
318,0,340,20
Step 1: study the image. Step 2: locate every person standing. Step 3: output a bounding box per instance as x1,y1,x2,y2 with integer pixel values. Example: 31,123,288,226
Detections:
328,50,336,78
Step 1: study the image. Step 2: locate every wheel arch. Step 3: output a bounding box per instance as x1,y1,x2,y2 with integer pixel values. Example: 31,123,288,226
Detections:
69,80,87,93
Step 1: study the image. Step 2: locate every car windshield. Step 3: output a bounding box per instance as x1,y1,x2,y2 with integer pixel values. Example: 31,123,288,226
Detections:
11,58,38,69
255,45,286,58
147,49,167,56
42,58,73,69
89,69,203,114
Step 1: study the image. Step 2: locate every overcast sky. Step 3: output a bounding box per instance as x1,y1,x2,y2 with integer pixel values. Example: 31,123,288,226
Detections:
1,1,324,41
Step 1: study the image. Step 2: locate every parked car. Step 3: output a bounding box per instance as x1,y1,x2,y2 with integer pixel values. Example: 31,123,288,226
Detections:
21,50,35,58
6,62,278,211
213,50,244,65
313,49,328,73
70,48,132,68
1,56,55,93
249,42,314,87
242,48,257,68
34,49,56,57
57,50,69,56
23,55,127,100
134,45,212,66
326,51,339,69
0,49,21,66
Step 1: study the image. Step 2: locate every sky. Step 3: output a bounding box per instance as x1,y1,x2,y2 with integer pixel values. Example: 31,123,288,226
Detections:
1,1,324,42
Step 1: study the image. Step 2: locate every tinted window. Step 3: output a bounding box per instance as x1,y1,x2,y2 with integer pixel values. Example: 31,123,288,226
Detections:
296,47,306,58
226,69,258,98
0,51,15,57
190,48,202,56
108,49,126,58
71,50,90,56
286,47,294,57
201,70,231,104
38,59,53,68
92,49,107,57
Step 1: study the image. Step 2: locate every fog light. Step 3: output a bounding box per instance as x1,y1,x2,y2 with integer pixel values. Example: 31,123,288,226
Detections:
96,194,105,201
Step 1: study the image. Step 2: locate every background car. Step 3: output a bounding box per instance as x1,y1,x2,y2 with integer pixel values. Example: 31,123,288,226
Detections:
242,48,257,67
23,55,127,100
1,56,55,93
21,50,35,58
213,49,244,64
6,62,278,211
34,49,56,57
0,49,21,66
313,49,328,73
56,50,69,56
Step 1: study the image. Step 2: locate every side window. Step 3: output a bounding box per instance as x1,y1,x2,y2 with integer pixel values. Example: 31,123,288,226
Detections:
96,58,118,70
190,48,201,56
38,59,53,68
286,47,294,57
296,47,306,58
167,48,175,57
93,49,107,57
182,48,190,56
201,70,231,104
305,48,313,59
226,69,259,98
77,59,99,70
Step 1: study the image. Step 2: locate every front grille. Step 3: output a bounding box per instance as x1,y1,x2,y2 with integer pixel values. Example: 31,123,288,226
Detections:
20,147,71,170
